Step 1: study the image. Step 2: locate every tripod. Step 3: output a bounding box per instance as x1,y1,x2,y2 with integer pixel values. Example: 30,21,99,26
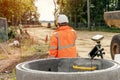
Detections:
89,39,105,60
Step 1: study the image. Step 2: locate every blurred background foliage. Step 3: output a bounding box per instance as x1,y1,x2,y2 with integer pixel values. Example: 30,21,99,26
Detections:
56,0,120,30
0,0,40,26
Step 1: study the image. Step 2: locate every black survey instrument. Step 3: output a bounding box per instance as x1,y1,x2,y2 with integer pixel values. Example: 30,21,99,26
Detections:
89,35,105,59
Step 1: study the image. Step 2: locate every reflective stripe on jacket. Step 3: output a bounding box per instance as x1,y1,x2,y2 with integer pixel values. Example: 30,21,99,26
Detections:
49,26,77,58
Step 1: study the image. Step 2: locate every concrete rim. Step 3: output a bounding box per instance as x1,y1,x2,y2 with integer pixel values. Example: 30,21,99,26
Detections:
16,58,120,74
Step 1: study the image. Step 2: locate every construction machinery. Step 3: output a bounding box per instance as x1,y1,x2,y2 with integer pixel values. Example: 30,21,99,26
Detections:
104,11,120,60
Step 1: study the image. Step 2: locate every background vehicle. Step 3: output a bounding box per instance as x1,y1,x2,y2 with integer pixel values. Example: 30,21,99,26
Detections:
104,11,120,60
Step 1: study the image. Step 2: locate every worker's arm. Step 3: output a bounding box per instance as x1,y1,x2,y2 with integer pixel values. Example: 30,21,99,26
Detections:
49,33,58,58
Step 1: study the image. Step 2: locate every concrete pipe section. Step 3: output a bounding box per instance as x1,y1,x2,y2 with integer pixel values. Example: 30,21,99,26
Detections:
16,58,120,80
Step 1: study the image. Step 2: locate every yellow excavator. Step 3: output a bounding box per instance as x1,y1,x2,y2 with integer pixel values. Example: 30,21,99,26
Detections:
104,11,120,60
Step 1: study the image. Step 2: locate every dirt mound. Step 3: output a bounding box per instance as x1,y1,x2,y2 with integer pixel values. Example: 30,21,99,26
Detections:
0,53,48,73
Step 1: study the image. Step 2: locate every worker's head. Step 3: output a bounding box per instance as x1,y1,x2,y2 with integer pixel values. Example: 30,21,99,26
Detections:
57,14,69,27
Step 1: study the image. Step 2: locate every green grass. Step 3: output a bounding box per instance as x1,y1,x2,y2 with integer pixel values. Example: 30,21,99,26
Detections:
94,26,120,33
75,26,120,33
50,23,120,33
11,69,16,80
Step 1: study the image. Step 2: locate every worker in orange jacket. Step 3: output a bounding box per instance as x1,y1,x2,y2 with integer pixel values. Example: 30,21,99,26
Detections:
49,14,77,58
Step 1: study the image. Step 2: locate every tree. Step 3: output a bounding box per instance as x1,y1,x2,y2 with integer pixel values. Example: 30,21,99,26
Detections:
0,0,39,25
57,0,86,27
55,0,120,28
116,0,120,10
89,0,118,27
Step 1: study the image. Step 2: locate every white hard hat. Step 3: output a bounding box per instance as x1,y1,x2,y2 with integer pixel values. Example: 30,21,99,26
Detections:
58,14,69,23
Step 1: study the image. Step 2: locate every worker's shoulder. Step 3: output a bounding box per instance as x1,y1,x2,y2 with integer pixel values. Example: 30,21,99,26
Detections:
71,29,76,32
68,26,76,32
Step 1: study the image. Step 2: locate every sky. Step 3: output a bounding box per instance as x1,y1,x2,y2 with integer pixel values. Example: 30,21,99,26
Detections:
35,0,55,21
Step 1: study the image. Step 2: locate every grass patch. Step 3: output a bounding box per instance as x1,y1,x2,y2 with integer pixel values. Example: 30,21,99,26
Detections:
93,26,120,33
11,69,16,80
75,26,120,33
0,54,8,60
0,46,8,60
20,38,49,58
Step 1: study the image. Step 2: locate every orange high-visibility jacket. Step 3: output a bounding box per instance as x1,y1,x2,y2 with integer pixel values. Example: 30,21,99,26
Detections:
49,26,77,58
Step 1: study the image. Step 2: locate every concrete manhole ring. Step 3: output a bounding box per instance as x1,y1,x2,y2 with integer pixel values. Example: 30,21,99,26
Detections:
16,58,120,80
